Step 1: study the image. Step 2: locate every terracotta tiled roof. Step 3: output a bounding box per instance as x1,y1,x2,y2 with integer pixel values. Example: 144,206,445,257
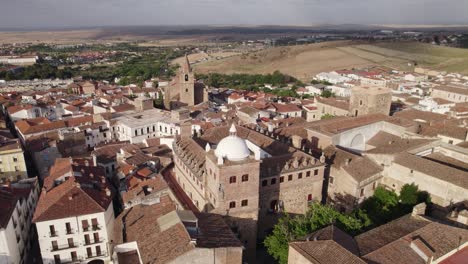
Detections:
366,132,434,154
64,115,93,127
0,183,35,228
306,114,389,136
394,109,448,123
290,240,366,264
7,104,33,114
272,102,301,113
355,214,431,256
433,85,468,96
324,146,383,182
394,153,468,189
122,174,169,205
112,103,135,113
359,215,468,264
33,158,111,222
15,119,66,135
193,213,242,248
114,195,194,264
419,124,468,140
316,97,350,111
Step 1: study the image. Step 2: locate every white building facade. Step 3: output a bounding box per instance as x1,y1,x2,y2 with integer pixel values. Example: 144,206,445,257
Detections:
35,204,115,264
0,178,40,264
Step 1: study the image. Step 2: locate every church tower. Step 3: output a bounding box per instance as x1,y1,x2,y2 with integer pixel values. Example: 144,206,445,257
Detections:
179,54,196,107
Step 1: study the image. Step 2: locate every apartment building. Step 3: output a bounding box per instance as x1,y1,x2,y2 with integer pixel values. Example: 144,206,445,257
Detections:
0,178,40,264
33,158,115,264
0,131,28,183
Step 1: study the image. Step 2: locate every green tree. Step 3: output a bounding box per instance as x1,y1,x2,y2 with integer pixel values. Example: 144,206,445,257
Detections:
321,113,335,120
264,203,369,264
399,183,419,205
321,90,335,98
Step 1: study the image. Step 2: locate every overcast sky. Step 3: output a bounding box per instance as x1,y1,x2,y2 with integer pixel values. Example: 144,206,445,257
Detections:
1,0,467,28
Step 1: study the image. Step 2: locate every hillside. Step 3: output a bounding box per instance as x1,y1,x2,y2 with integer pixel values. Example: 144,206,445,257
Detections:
193,41,373,81
194,41,468,80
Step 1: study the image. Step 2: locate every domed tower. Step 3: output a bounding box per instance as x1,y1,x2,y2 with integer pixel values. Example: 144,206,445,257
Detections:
215,124,250,162
204,124,260,260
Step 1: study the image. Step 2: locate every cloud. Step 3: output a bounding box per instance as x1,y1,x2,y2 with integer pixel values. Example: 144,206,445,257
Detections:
0,0,467,28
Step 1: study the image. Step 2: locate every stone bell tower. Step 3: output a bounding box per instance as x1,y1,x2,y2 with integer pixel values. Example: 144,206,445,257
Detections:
179,54,196,107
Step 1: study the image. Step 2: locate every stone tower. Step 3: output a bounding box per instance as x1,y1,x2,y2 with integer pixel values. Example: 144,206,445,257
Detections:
163,54,206,110
179,54,196,107
349,86,392,117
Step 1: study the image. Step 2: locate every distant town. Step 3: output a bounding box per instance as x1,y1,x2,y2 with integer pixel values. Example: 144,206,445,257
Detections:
0,29,467,264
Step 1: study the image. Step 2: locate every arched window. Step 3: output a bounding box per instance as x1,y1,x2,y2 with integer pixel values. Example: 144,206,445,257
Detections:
270,200,278,211
229,176,236,184
241,174,248,182
229,201,236,208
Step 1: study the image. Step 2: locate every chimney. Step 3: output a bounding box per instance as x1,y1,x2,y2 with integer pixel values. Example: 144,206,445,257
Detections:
412,203,427,216
345,158,351,166
105,188,111,197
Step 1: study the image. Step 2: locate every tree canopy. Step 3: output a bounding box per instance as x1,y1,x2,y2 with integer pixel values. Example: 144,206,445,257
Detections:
264,184,431,263
264,203,371,264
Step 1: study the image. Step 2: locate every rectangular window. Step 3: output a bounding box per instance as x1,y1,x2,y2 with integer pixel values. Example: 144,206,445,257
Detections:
49,225,56,237
84,234,90,245
280,176,284,183
314,169,319,176
91,218,98,230
96,245,101,256
360,188,364,197
86,247,92,258
68,238,74,248
66,222,72,234
82,220,89,231
271,178,276,185
241,200,248,207
329,176,334,184
372,182,377,190
54,254,60,264
52,240,58,250
298,173,303,179
262,180,267,187
242,174,249,182
229,176,236,184
288,174,292,181
93,232,100,243
13,157,18,162
71,252,77,262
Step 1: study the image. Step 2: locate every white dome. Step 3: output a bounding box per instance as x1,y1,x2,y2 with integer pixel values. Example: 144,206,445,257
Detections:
215,125,250,161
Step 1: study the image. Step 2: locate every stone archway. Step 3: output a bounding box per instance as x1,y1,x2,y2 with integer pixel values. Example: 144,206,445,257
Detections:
350,133,365,151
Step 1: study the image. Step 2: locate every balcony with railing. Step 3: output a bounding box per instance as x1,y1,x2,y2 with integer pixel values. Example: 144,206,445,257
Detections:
51,243,78,252
84,239,103,246
65,228,74,235
86,251,107,260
